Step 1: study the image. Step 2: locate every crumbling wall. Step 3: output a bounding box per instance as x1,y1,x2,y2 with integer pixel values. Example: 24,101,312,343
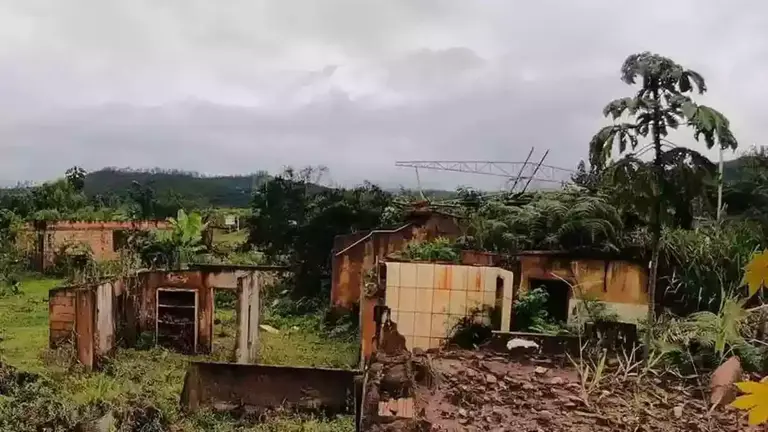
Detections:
49,280,122,368
517,253,649,324
135,270,214,353
382,262,514,353
361,349,435,431
20,220,170,271
49,288,76,347
331,210,464,311
49,267,282,368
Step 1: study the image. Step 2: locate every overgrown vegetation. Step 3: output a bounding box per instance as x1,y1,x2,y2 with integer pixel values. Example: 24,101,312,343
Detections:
394,237,460,262
0,277,357,431
3,50,768,429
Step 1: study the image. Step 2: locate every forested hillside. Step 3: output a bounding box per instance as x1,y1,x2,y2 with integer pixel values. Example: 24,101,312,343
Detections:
83,168,269,208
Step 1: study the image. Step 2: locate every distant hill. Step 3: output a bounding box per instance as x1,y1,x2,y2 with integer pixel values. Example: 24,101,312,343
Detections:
84,167,269,208
723,157,754,183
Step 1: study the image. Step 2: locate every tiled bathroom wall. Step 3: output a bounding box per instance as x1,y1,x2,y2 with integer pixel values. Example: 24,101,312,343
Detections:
384,262,514,351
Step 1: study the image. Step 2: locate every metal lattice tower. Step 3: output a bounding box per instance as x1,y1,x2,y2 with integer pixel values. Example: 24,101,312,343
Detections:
395,148,575,193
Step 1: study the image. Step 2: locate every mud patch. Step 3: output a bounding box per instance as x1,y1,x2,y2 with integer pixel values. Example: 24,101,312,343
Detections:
413,349,748,431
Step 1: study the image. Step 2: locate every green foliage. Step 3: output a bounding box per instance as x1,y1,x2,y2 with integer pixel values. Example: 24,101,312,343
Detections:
650,295,756,372
591,52,736,171
460,189,624,253
570,293,620,327
590,52,739,356
150,209,209,268
84,167,270,209
513,288,554,332
247,167,392,300
604,149,718,230
724,146,768,228
65,166,86,192
660,220,763,313
0,277,356,431
396,237,459,262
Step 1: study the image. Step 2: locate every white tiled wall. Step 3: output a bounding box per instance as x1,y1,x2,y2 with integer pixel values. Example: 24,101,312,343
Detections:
385,262,514,351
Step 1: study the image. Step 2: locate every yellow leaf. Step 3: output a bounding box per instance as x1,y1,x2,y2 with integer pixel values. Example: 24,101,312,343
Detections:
742,250,768,297
731,380,768,425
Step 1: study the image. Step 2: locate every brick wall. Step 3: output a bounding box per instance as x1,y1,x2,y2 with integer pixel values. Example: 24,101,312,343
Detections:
49,288,76,346
21,220,170,271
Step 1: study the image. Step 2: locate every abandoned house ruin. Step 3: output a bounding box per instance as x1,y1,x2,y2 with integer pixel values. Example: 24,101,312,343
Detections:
330,204,463,311
47,262,366,420
48,264,286,368
19,220,171,271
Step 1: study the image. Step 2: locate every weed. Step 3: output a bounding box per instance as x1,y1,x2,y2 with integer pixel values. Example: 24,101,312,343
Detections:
566,342,608,406
449,306,494,349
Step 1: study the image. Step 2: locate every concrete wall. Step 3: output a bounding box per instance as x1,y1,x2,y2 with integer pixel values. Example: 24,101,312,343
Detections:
517,253,649,324
383,262,514,352
181,362,357,415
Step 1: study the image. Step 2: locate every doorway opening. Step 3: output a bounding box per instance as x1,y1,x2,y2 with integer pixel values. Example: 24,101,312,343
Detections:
529,278,571,323
212,288,238,361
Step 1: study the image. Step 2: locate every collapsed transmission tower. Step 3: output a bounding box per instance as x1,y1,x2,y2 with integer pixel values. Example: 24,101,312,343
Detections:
395,148,575,193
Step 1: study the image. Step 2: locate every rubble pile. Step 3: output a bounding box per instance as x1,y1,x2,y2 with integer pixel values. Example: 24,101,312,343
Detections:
414,350,747,432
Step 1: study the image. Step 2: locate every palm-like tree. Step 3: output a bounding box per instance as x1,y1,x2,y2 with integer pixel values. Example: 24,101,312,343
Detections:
589,52,738,354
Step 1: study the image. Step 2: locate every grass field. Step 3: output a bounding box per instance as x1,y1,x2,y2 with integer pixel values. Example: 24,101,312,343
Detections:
212,228,249,247
0,277,357,431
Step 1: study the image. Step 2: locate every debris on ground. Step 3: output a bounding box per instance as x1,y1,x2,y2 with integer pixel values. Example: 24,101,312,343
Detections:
259,324,280,334
709,356,742,408
414,350,747,431
363,348,750,431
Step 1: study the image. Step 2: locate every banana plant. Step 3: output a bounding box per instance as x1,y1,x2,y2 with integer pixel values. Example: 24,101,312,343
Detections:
152,209,208,269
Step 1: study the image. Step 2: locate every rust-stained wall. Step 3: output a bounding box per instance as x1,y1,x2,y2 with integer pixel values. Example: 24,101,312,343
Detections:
49,266,281,367
135,270,214,353
181,362,357,415
517,252,649,323
20,220,170,271
373,262,514,358
331,211,463,310
49,279,124,368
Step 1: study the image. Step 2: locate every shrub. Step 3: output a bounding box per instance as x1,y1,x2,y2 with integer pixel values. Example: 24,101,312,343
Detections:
513,288,552,331
395,237,460,262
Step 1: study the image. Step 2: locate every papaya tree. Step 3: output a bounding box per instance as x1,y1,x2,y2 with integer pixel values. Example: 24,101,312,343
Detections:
589,52,738,356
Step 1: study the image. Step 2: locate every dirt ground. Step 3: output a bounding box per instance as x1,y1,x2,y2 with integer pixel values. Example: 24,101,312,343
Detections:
369,348,755,431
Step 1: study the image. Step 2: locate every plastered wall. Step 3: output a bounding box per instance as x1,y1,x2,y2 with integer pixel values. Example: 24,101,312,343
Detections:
384,262,514,351
518,254,649,324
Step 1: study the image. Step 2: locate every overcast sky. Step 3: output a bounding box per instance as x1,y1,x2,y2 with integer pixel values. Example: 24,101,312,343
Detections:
0,1,765,190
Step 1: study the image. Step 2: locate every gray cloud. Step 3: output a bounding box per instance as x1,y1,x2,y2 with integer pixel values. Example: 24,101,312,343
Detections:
0,0,767,190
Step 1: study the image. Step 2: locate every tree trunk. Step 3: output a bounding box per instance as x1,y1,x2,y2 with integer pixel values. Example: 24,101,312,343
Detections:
644,88,663,361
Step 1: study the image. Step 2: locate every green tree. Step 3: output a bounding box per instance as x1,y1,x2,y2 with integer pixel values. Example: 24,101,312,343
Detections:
65,166,87,192
247,167,392,300
589,52,738,354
